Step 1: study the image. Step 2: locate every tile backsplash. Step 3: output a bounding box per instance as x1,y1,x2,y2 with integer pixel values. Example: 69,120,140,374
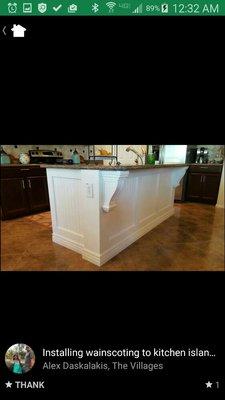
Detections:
2,144,147,165
2,145,88,160
197,145,224,161
112,145,147,165
2,144,224,165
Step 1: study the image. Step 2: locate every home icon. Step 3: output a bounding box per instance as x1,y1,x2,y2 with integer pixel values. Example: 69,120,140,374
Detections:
11,24,26,37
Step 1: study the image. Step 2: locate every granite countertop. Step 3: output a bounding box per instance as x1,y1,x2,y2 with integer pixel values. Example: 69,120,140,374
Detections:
1,163,44,167
1,163,223,170
40,163,189,171
188,163,223,166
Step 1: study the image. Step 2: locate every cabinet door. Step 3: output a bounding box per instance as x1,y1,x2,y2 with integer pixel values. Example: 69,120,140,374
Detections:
186,173,203,201
201,174,221,204
26,176,50,212
1,178,29,219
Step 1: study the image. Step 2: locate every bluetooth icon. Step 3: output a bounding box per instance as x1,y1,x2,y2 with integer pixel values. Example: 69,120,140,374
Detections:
92,3,99,12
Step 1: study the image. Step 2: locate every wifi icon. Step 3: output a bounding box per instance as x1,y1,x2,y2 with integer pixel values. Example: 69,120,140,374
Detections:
106,2,116,12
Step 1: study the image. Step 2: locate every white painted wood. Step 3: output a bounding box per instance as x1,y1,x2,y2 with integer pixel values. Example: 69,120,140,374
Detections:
47,169,84,254
216,163,224,208
80,169,101,258
101,170,129,212
46,166,188,266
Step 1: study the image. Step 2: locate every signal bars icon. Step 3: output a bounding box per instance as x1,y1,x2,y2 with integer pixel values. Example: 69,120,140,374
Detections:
132,3,143,13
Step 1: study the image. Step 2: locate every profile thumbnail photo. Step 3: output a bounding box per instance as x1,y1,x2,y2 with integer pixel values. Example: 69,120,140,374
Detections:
5,343,35,374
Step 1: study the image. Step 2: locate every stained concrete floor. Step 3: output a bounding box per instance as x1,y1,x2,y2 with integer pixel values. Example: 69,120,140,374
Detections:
1,203,224,271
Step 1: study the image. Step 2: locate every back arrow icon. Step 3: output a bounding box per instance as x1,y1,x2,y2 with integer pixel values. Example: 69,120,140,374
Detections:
3,26,7,36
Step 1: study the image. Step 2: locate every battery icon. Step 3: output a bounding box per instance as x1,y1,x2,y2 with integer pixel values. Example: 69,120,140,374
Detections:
161,3,169,13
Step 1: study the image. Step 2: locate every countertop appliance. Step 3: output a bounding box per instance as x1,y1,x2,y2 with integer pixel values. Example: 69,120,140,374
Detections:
186,146,197,163
29,149,63,164
196,147,209,164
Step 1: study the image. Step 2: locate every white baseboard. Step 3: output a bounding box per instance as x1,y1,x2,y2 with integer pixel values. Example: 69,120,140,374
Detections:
82,249,102,266
53,234,84,254
81,207,174,266
216,204,224,209
99,208,174,266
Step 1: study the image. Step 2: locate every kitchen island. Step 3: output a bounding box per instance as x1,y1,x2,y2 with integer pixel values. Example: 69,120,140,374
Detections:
43,164,188,266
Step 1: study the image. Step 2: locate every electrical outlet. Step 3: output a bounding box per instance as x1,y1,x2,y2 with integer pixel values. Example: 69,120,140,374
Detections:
86,183,93,198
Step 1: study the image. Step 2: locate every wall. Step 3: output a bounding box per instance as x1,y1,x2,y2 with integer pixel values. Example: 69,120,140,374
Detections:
216,163,224,208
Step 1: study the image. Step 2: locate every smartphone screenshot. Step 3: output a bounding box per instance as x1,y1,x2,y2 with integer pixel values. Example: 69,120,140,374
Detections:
0,2,224,396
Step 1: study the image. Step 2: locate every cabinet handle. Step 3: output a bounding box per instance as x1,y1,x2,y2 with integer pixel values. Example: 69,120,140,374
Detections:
28,179,31,188
21,179,25,189
203,176,205,183
20,168,30,171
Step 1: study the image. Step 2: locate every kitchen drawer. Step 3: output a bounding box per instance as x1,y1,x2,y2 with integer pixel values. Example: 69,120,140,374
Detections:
26,167,47,177
1,166,25,178
1,166,46,179
188,164,223,174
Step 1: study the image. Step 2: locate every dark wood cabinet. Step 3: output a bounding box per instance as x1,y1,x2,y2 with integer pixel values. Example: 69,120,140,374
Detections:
1,177,30,219
1,166,50,220
27,176,49,212
186,173,202,201
201,174,221,203
186,165,222,205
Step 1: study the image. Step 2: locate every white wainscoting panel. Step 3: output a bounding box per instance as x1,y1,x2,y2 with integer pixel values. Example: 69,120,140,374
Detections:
47,169,84,254
46,166,188,266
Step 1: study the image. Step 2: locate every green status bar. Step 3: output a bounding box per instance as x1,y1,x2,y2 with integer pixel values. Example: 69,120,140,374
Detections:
1,0,225,16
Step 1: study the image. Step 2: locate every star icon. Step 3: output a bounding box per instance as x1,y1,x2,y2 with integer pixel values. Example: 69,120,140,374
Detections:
205,381,213,388
5,381,13,388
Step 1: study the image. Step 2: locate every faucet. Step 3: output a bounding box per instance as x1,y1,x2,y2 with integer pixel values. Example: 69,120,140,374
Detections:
126,146,144,165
